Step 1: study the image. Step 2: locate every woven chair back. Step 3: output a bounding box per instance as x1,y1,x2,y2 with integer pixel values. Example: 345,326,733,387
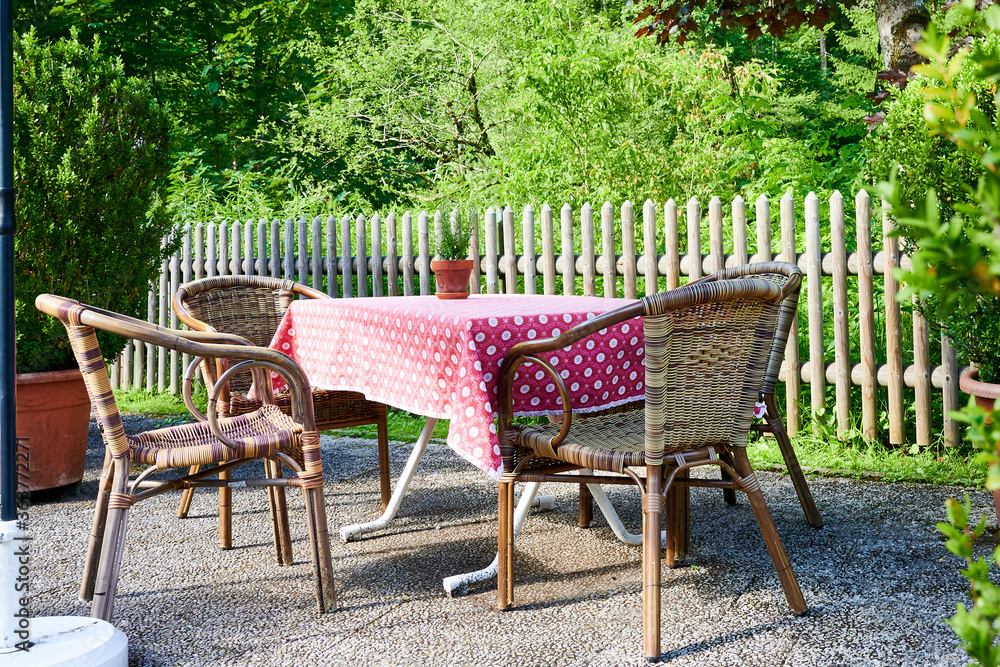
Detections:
693,262,801,396
174,276,327,397
642,278,783,465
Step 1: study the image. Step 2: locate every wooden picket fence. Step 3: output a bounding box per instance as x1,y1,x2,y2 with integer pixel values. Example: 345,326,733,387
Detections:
110,191,964,447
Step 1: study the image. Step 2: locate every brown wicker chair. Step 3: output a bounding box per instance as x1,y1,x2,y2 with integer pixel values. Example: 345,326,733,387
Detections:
35,294,336,622
575,262,822,536
171,275,390,553
496,274,808,662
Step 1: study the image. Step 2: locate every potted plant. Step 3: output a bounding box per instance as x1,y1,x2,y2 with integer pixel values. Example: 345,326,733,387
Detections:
13,30,173,492
431,222,474,299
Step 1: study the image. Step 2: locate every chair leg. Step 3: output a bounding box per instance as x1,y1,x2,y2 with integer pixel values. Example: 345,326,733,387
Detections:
176,464,200,518
90,461,131,622
376,408,391,513
732,447,807,615
720,450,738,507
218,468,233,549
579,483,593,528
664,469,688,567
302,484,337,612
497,478,515,610
643,465,664,663
80,450,112,602
266,458,294,566
765,393,822,528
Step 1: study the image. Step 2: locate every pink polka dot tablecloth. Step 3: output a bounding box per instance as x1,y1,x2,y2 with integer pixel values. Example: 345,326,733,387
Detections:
269,294,645,479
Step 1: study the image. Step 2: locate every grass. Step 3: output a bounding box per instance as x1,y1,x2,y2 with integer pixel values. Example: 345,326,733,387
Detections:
113,389,987,487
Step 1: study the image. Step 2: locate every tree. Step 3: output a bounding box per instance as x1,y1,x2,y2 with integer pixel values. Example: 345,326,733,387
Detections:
634,0,930,73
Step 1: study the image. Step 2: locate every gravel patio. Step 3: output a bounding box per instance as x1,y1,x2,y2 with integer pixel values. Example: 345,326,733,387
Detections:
26,416,991,666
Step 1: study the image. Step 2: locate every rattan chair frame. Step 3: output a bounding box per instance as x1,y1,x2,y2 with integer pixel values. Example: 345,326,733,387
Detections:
495,275,808,662
171,275,390,555
35,294,336,622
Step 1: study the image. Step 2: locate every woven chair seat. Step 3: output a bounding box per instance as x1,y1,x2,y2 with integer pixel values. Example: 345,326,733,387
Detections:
129,404,303,470
511,411,722,475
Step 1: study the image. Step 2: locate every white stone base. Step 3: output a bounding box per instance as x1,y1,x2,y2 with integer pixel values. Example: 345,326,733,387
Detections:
0,616,127,666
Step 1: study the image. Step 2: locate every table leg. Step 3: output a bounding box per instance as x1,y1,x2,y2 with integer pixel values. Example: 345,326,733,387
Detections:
442,481,542,597
581,469,667,548
339,417,438,543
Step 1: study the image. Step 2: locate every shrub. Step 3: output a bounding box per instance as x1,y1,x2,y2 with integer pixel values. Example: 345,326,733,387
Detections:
14,30,173,373
867,28,1000,381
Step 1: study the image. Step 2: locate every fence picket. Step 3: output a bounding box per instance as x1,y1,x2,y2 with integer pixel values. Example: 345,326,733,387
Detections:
883,201,904,444
664,200,679,289
418,212,431,295
245,220,255,276
942,336,959,446
326,215,338,297
755,195,771,263
643,199,657,296
485,207,499,295
503,206,517,295
297,218,308,286
542,204,555,295
270,221,280,278
340,214,352,297
356,214,368,297
622,201,637,299
283,219,293,281
582,203,596,297
522,206,536,295
403,212,415,297
709,196,724,275
781,193,800,434
686,198,701,280
805,193,825,432
601,202,616,298
387,213,399,297
561,204,575,296
470,210,481,294
312,216,323,291
732,196,747,267
856,191,877,441
220,222,230,277
830,192,850,437
913,306,931,445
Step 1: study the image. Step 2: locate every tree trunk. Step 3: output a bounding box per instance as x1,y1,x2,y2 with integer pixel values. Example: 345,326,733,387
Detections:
874,0,931,72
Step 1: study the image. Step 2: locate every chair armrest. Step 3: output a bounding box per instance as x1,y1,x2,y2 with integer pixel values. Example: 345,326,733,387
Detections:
497,300,645,453
35,294,317,437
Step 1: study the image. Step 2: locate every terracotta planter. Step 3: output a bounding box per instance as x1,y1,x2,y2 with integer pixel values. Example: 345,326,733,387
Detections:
431,259,474,299
13,368,91,492
960,367,1000,523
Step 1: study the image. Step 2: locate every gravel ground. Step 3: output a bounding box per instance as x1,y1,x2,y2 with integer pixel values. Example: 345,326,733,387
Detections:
25,416,992,666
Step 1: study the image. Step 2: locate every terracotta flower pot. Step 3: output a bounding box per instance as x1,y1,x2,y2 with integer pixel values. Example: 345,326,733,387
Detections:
431,259,474,299
960,367,1000,523
13,368,91,492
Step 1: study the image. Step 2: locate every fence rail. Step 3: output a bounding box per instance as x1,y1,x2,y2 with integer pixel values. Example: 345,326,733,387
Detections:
110,191,963,447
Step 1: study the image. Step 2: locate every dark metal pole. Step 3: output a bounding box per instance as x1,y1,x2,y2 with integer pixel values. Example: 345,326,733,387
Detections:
0,0,16,522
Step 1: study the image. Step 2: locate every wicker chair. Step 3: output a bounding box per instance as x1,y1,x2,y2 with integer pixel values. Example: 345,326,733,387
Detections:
496,275,807,662
171,275,390,553
35,294,336,622
575,262,822,537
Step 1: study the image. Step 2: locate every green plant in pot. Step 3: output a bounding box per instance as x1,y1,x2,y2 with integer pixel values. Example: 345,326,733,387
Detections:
14,30,173,491
431,222,474,299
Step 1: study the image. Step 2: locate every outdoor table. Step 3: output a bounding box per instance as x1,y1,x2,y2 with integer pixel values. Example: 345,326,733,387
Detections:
268,293,655,593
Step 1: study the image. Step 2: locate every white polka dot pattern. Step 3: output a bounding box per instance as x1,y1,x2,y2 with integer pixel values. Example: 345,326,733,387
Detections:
268,295,645,479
